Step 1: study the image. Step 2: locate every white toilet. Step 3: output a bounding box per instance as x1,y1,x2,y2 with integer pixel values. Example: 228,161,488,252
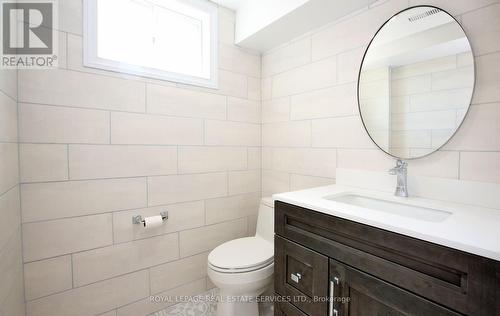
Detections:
208,197,274,316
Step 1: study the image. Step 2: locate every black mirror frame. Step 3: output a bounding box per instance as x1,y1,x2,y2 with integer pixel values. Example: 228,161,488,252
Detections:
356,5,476,160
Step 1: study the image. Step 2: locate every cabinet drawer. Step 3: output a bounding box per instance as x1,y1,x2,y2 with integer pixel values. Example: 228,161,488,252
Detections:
275,236,328,316
275,300,308,316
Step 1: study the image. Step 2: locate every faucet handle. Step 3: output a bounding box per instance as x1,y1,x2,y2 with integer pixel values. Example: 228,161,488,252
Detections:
389,159,407,174
396,159,407,169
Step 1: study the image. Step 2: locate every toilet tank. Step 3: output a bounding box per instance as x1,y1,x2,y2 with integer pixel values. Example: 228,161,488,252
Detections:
255,197,274,243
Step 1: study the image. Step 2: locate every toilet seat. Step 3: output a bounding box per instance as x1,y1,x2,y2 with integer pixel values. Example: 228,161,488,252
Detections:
208,237,274,273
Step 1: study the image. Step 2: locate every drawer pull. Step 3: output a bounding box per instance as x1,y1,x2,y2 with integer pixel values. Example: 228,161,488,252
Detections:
329,276,340,316
290,272,302,283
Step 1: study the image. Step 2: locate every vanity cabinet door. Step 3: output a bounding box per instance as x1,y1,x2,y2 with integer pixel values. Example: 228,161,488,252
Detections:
329,259,462,316
275,236,329,316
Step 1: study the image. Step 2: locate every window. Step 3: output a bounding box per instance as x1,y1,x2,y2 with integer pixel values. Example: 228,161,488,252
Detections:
84,0,218,88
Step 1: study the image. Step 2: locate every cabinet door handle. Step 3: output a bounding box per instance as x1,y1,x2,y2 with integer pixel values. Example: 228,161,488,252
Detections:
290,272,302,283
329,276,340,316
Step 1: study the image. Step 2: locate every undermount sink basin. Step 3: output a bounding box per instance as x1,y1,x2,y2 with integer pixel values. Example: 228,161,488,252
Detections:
324,193,452,222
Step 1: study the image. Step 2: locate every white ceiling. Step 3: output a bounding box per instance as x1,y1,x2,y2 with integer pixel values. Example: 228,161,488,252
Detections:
211,0,377,52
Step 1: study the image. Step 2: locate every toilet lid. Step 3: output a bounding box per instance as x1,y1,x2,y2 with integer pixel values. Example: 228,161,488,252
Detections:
208,237,274,270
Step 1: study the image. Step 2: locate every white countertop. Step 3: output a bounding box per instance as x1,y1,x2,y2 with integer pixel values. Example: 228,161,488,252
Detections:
273,184,500,261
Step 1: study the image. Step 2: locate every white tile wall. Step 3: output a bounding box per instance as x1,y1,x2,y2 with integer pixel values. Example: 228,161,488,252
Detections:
261,0,500,197
16,7,263,315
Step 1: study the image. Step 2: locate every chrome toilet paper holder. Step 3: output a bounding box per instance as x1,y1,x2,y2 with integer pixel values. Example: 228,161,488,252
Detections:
132,211,168,226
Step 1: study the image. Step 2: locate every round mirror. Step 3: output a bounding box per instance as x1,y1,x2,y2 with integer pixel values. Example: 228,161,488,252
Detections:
358,6,475,159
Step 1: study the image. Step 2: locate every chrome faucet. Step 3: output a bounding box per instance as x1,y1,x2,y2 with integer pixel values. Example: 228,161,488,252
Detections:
389,159,408,197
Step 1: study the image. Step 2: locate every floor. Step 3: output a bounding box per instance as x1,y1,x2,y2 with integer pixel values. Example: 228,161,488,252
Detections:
151,289,274,316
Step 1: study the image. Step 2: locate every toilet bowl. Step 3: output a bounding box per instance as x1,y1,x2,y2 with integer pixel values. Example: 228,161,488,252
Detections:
208,197,274,316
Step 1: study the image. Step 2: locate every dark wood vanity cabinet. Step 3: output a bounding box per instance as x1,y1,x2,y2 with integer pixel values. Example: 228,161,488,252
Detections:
274,201,500,316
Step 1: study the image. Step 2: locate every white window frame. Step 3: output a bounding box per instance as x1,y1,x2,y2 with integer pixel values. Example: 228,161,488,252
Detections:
83,0,218,88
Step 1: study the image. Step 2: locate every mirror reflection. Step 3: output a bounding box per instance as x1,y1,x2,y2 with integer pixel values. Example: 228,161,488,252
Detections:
358,6,474,159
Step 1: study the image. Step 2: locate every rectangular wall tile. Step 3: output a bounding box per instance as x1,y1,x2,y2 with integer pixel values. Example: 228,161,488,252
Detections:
69,145,177,179
205,120,261,146
111,112,203,145
0,230,23,305
205,193,260,225
472,52,500,104
147,84,226,119
261,77,272,101
262,170,290,196
0,69,17,100
262,121,311,147
262,97,290,123
445,103,500,151
19,103,109,144
72,233,178,286
269,148,337,178
312,116,374,148
0,263,25,316
228,170,261,195
113,201,205,243
460,152,500,183
148,173,227,206
23,214,113,262
178,146,247,174
337,47,365,84
20,144,68,183
218,11,235,45
227,97,261,123
0,143,19,194
59,0,82,34
24,255,72,300
290,83,358,120
218,70,248,98
272,56,337,98
26,270,149,316
248,76,261,101
179,218,247,257
18,69,145,112
150,253,208,294
21,178,147,222
0,92,17,142
290,174,335,191
337,149,393,172
219,43,261,77
461,3,500,56
262,37,311,77
248,147,262,169
0,187,21,252
409,151,460,179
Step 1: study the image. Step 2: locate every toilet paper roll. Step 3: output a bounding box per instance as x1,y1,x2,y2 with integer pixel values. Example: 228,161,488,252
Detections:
143,215,163,228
